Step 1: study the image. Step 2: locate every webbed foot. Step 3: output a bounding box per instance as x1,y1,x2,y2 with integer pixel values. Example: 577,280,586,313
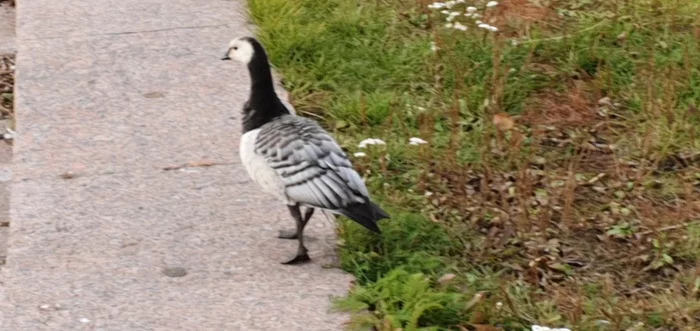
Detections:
281,249,310,265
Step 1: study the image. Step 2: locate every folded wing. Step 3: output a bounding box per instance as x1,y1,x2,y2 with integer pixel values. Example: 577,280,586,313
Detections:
254,115,370,211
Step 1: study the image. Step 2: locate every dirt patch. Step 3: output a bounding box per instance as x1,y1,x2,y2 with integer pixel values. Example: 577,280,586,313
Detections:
422,155,700,311
522,83,599,127
411,90,700,322
483,0,559,37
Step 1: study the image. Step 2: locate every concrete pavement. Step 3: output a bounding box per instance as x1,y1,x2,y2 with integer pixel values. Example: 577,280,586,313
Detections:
0,3,14,53
0,0,353,329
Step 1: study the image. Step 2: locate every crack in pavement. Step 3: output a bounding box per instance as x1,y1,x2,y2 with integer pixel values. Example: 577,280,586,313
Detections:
21,23,234,41
12,161,241,183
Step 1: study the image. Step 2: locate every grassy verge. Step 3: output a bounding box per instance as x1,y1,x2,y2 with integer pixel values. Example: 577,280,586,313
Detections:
248,0,700,329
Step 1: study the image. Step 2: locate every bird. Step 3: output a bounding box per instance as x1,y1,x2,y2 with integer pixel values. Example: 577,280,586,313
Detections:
221,36,390,265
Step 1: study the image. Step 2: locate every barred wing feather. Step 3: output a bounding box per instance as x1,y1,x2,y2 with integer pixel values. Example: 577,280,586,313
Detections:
255,115,370,211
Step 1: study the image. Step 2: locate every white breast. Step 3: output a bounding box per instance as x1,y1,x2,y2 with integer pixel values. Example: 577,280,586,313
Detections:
240,129,290,204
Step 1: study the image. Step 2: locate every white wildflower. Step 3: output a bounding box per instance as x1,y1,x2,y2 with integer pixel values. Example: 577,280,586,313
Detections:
446,11,461,21
409,137,429,145
475,20,483,25
531,326,571,331
464,13,472,18
453,22,468,31
353,152,367,157
511,39,519,46
441,10,450,14
427,2,446,9
456,0,466,3
466,6,477,13
444,0,457,8
358,138,386,148
477,23,498,32
425,191,434,197
445,23,454,28
430,41,439,52
496,302,503,309
472,13,482,18
486,1,499,7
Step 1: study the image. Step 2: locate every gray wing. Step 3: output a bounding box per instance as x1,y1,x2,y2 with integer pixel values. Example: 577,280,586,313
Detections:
255,115,370,210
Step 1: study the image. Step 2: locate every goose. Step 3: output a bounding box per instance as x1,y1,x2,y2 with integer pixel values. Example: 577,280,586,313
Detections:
221,36,390,264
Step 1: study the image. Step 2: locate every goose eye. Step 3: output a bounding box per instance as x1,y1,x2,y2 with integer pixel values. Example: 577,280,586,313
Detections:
233,46,238,50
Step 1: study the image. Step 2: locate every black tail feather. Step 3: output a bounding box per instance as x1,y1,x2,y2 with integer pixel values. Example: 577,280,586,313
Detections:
338,201,389,234
371,201,390,220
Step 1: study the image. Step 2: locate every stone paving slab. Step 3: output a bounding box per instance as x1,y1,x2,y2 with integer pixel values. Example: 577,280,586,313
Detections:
0,143,8,264
16,0,238,40
1,0,353,329
0,3,14,53
4,168,348,330
12,31,240,179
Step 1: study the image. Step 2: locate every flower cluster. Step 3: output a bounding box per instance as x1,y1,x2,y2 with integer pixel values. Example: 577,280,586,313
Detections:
409,137,428,145
478,23,499,32
427,0,466,9
532,326,571,331
352,136,429,157
357,138,386,148
427,1,500,33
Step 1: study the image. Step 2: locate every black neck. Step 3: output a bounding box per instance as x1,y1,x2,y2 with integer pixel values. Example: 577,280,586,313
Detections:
241,39,290,132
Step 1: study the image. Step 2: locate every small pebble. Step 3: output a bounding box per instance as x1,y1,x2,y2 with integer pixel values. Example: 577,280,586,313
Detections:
143,91,166,99
60,171,76,179
39,304,51,310
79,318,90,324
162,266,188,278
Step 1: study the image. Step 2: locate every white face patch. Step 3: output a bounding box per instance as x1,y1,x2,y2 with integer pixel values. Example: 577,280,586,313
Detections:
226,38,255,64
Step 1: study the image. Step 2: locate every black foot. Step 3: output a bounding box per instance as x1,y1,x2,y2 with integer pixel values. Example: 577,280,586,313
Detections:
281,251,311,265
278,229,298,239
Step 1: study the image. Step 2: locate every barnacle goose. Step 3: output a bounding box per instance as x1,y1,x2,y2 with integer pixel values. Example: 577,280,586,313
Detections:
222,37,390,264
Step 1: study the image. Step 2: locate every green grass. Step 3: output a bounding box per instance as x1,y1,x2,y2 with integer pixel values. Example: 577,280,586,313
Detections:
249,0,700,330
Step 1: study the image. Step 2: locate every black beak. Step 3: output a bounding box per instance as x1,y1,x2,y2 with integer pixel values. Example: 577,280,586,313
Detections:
221,55,231,61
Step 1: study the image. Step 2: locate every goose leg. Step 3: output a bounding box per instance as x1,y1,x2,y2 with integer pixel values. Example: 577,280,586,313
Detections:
278,207,314,239
281,205,311,264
